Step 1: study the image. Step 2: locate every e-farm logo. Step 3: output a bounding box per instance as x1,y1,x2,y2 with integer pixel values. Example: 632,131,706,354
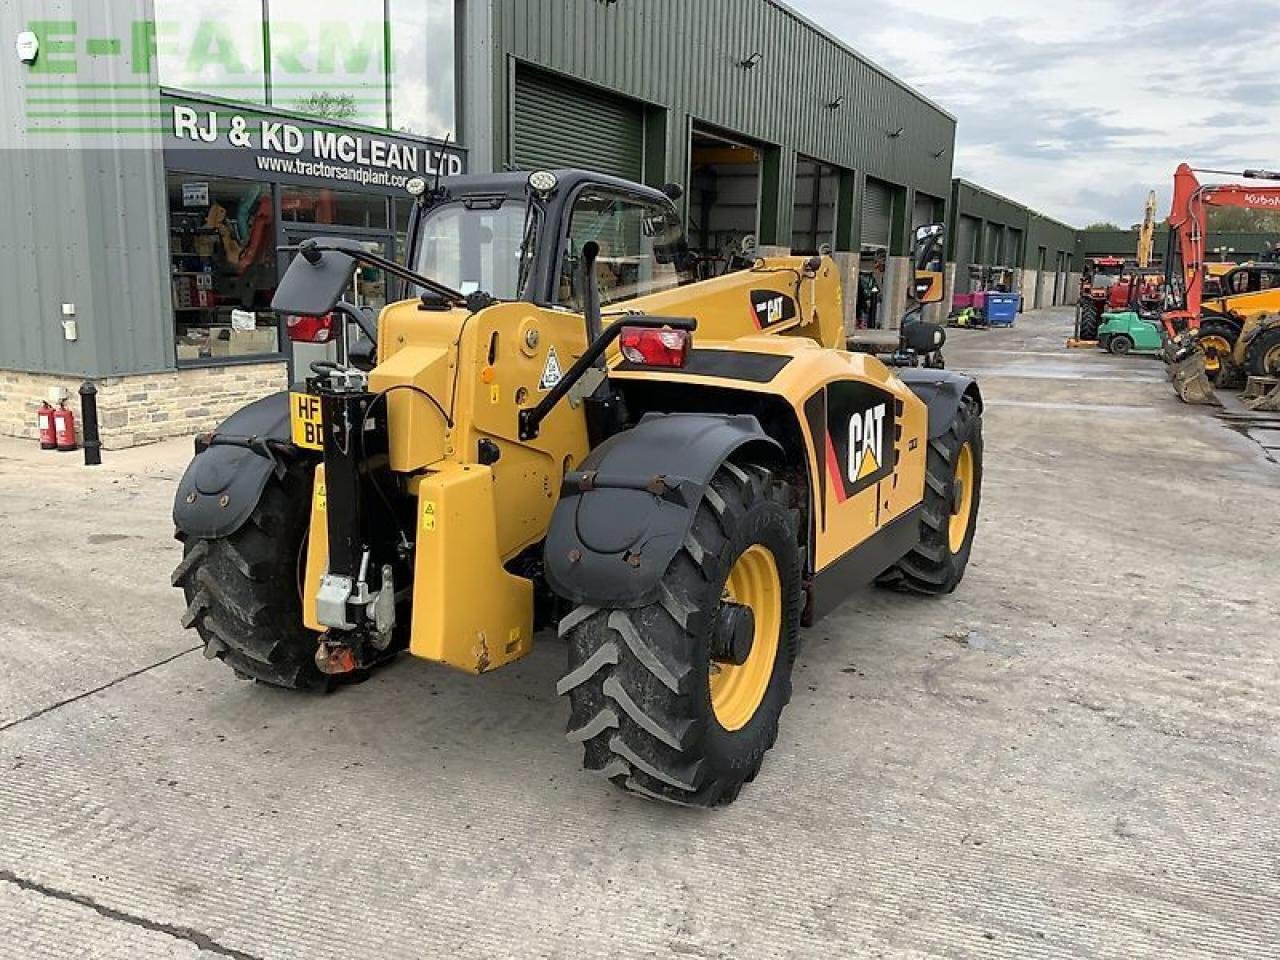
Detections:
17,17,390,137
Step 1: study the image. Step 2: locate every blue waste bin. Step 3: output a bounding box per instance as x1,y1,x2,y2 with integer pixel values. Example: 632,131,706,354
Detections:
986,293,1020,326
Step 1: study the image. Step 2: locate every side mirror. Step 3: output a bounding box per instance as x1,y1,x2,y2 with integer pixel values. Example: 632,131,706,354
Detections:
902,320,946,355
271,238,362,316
912,222,946,270
910,222,946,305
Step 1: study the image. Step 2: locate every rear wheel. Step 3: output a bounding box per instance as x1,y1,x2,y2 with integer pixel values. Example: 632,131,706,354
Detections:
876,396,983,595
1109,334,1134,356
1245,326,1280,378
173,464,328,690
1078,300,1101,340
558,462,802,807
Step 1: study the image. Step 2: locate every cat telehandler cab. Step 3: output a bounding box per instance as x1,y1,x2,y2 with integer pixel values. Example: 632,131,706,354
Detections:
172,169,983,807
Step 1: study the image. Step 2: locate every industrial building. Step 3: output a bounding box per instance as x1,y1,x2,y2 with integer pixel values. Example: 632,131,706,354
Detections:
947,180,1080,311
1078,229,1279,265
0,0,1076,449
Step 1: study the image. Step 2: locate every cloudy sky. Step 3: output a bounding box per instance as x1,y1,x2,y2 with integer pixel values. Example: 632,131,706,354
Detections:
787,0,1280,228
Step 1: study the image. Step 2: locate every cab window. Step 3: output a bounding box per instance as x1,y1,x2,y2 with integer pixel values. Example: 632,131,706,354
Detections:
559,190,693,307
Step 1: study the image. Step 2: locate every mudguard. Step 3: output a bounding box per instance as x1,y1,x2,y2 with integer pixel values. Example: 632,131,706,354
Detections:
544,412,781,609
895,369,983,438
172,392,293,540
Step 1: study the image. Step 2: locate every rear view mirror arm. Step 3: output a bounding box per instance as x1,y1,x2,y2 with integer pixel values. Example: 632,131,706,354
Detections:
281,240,470,308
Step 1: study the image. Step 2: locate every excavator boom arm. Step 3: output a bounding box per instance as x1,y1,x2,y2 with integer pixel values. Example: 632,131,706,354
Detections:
1167,163,1280,326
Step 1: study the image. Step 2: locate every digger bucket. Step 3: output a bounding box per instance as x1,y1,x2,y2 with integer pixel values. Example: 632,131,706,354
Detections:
1166,345,1221,406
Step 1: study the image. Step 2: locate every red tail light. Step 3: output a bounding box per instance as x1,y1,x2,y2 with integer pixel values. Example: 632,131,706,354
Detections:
286,313,335,343
619,326,691,367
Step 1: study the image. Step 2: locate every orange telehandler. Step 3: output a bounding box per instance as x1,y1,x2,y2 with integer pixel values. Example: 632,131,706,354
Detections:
1161,163,1280,404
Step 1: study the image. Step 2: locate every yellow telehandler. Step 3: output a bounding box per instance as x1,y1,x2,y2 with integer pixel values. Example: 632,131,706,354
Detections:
172,169,982,806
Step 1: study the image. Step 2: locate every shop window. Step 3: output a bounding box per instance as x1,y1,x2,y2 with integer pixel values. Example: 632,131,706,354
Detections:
166,174,281,363
269,0,388,128
154,0,268,104
389,0,456,138
279,186,388,228
559,191,693,307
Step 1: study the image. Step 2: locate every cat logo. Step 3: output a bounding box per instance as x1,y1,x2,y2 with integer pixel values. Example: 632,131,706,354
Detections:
757,295,785,326
750,289,797,329
847,403,887,483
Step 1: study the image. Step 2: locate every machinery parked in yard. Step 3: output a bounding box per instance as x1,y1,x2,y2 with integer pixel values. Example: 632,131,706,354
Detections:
1192,262,1280,386
1076,257,1128,340
1160,163,1280,404
171,169,983,807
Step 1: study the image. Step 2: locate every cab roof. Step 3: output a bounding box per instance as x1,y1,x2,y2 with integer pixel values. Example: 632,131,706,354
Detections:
432,169,673,207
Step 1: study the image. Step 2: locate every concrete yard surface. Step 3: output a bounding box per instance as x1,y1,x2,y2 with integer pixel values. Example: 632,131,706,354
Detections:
0,307,1277,959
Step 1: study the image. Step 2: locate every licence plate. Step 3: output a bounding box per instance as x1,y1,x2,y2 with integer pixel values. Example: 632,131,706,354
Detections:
290,391,324,451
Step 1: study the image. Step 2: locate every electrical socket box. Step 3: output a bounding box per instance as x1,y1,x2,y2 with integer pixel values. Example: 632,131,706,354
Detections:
46,386,69,405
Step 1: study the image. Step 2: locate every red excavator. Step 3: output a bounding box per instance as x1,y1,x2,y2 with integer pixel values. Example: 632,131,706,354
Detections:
1162,163,1280,404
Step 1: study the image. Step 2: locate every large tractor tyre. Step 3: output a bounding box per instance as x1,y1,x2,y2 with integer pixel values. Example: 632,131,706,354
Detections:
173,464,328,690
1245,327,1280,378
558,462,802,807
1197,318,1240,385
1078,300,1101,340
876,395,983,595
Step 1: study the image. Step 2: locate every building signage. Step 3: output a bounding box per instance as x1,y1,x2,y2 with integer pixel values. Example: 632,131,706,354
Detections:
162,98,465,194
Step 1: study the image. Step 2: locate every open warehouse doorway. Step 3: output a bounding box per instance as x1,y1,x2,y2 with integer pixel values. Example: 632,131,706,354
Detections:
687,127,761,277
790,156,839,255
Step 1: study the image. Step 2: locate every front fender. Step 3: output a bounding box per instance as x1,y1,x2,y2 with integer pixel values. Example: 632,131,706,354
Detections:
172,392,293,540
544,413,781,609
895,369,982,439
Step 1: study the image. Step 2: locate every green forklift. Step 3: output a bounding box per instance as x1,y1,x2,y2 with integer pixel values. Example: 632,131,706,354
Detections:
1096,268,1165,356
1096,310,1164,355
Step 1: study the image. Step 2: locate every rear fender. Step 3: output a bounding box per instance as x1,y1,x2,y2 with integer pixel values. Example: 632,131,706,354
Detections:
895,369,982,439
172,392,294,540
544,413,781,608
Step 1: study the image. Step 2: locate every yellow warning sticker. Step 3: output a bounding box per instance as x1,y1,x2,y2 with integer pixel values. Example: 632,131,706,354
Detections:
315,481,327,512
422,500,437,531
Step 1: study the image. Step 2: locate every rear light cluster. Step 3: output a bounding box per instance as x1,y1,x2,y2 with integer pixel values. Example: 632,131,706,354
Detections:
619,326,691,367
286,313,335,343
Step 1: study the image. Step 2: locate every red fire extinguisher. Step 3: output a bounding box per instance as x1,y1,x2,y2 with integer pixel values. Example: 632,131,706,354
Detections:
53,402,77,452
37,401,57,450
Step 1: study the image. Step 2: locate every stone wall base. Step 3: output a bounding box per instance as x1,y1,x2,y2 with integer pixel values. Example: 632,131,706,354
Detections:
0,363,288,450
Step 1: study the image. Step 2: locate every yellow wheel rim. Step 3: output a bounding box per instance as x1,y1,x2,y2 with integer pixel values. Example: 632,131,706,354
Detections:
710,545,781,731
1265,343,1280,375
1200,335,1231,373
948,443,975,553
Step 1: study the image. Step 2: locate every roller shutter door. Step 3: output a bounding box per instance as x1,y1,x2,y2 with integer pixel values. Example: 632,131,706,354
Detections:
912,192,939,229
956,215,980,291
984,223,1003,264
512,67,644,180
1007,228,1024,267
861,178,892,247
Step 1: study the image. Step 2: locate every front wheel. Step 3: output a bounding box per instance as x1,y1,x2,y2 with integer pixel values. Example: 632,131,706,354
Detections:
1198,319,1239,384
1245,326,1280,378
173,464,329,689
1109,334,1134,356
557,462,802,807
876,395,983,595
